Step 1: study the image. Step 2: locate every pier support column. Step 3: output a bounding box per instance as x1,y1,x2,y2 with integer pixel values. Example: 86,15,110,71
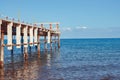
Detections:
24,47,28,60
56,23,60,48
21,27,24,54
34,27,38,51
50,35,52,50
44,36,47,50
58,34,60,48
37,35,40,55
54,35,57,49
7,22,13,50
11,35,14,55
21,36,24,53
0,33,4,68
49,24,52,50
23,26,28,60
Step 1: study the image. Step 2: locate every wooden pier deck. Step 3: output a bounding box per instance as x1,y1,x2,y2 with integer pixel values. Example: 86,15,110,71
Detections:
0,16,60,68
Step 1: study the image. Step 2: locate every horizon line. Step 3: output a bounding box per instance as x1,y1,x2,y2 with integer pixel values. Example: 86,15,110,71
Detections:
60,37,120,39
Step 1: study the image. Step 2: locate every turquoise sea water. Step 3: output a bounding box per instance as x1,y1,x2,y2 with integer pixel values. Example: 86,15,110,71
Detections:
2,38,120,80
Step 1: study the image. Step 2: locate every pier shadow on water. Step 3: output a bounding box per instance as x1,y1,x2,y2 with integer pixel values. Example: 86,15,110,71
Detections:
0,48,60,80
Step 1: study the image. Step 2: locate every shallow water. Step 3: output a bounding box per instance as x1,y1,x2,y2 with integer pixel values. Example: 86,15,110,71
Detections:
1,38,120,80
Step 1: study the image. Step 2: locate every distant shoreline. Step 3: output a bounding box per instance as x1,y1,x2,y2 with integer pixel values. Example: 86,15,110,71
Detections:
60,38,120,39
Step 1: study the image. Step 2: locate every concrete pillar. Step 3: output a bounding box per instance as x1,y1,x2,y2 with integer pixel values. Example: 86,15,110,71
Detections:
7,22,13,50
21,36,24,53
0,20,4,68
23,26,28,60
16,24,21,48
50,35,52,50
11,34,14,55
0,33,4,68
58,34,60,48
29,27,33,53
44,36,47,50
37,35,40,55
0,20,1,39
56,24,60,48
54,35,57,49
21,27,24,53
24,47,28,60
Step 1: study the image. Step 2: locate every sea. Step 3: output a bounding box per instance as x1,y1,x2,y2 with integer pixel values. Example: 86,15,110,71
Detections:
1,38,120,80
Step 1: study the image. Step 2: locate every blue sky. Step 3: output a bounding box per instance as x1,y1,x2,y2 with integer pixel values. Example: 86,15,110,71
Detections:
0,0,120,38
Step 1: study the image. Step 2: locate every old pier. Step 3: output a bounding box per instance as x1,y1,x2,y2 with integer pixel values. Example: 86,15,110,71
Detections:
0,16,60,68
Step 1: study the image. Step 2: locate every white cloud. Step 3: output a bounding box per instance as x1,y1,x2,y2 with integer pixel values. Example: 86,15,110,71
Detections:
60,27,72,31
76,26,87,29
60,26,88,32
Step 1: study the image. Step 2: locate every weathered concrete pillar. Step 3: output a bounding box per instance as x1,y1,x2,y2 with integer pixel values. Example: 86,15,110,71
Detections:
0,33,4,68
50,35,52,50
24,47,28,60
23,26,28,60
21,27,24,54
37,35,40,55
54,35,57,49
21,36,24,53
56,24,60,48
11,35,14,55
44,36,47,50
7,22,13,50
16,24,21,48
58,34,60,48
29,27,33,53
49,24,52,50
34,27,38,50
0,23,1,66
